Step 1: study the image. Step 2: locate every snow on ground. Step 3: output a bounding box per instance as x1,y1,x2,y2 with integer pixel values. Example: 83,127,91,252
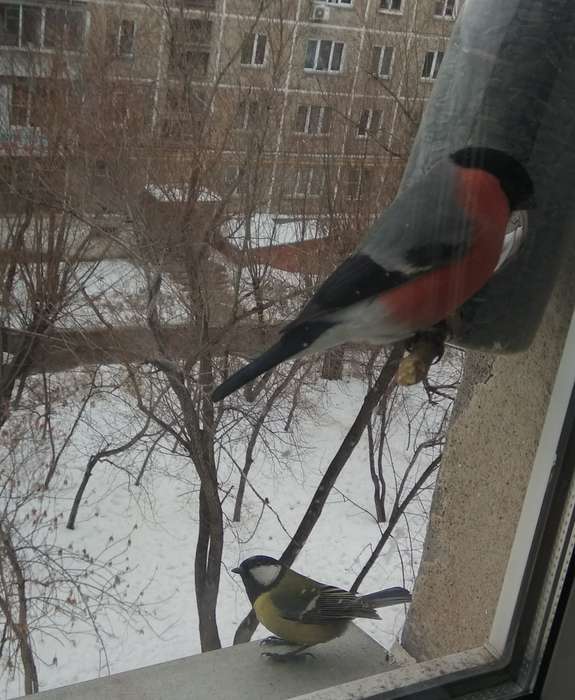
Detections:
0,358,451,699
224,213,325,249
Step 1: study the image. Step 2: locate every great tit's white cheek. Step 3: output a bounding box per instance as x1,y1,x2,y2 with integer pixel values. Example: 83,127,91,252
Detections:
250,564,281,587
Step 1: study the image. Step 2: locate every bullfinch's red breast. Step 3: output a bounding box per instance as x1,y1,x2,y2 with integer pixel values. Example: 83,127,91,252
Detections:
212,146,534,403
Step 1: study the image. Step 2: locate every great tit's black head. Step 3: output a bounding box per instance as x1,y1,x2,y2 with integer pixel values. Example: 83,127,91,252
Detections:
232,555,285,602
449,146,535,211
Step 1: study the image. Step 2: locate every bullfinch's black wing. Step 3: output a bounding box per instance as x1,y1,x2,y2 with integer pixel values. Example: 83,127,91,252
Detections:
286,240,467,331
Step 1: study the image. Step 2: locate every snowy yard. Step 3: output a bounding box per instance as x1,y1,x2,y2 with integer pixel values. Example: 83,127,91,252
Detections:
0,359,452,699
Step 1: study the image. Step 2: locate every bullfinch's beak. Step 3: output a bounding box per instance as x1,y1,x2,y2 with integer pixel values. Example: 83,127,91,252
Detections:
232,566,242,574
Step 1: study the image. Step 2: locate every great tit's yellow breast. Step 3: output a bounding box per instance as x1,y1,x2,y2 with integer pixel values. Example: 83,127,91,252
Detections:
254,592,348,645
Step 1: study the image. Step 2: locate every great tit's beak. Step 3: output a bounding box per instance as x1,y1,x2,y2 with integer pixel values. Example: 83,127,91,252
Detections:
232,566,242,574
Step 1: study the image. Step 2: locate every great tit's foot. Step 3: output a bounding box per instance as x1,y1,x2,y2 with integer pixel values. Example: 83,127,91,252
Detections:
261,651,315,662
259,636,294,647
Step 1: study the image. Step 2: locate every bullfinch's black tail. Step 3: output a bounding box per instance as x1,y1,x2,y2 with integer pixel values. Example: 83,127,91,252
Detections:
211,320,336,402
360,587,412,608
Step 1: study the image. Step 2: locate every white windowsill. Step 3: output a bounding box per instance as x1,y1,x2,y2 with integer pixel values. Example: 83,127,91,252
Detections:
303,69,344,75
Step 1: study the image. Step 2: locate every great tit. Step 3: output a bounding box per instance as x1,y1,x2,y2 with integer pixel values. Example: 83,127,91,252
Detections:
232,555,412,659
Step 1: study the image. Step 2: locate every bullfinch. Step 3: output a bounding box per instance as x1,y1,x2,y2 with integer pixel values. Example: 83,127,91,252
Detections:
213,147,534,402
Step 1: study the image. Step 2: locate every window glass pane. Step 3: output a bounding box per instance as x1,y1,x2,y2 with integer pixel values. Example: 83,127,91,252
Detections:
295,105,308,132
234,101,247,129
305,39,317,69
422,51,434,77
381,0,402,11
240,34,254,64
371,46,382,75
346,166,359,196
380,46,393,75
21,6,41,48
188,19,211,44
10,81,29,126
317,40,332,71
45,9,84,50
310,168,323,196
119,20,135,56
308,106,321,134
188,51,209,76
358,109,370,135
0,5,19,46
433,51,444,77
295,167,309,196
248,101,259,126
320,106,331,134
254,34,266,64
331,42,343,71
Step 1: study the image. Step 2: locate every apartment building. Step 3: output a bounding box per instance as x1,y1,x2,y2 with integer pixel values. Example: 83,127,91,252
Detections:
0,0,458,217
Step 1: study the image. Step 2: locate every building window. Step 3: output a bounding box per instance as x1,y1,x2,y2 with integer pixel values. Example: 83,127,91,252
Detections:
44,7,85,51
0,4,84,51
169,19,212,75
295,167,325,197
172,50,209,76
10,81,32,126
234,100,259,130
240,33,267,66
357,109,383,137
421,50,444,79
107,18,136,57
9,79,62,129
371,45,394,78
294,105,332,135
345,166,371,199
434,0,457,18
321,0,353,5
118,20,136,57
379,0,402,13
223,165,240,195
304,39,344,73
181,0,216,7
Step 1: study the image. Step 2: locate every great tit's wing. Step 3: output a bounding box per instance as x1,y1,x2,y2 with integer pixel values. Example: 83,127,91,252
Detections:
277,584,381,623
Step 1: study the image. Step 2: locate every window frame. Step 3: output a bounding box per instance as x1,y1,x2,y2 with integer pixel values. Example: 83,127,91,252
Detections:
319,0,354,6
378,0,403,15
295,166,325,198
421,49,444,79
434,0,458,19
293,311,575,699
371,45,394,79
304,39,345,74
0,3,86,52
117,18,136,58
294,104,332,135
356,108,383,138
234,99,260,131
240,32,267,67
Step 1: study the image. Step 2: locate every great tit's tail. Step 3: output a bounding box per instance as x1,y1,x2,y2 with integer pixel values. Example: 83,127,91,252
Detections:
211,320,335,403
360,587,412,609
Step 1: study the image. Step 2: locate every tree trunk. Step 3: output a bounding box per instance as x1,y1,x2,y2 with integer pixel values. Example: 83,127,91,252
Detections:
233,344,404,644
194,488,222,651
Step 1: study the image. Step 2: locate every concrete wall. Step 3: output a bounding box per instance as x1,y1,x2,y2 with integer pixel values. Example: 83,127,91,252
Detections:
401,230,575,659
